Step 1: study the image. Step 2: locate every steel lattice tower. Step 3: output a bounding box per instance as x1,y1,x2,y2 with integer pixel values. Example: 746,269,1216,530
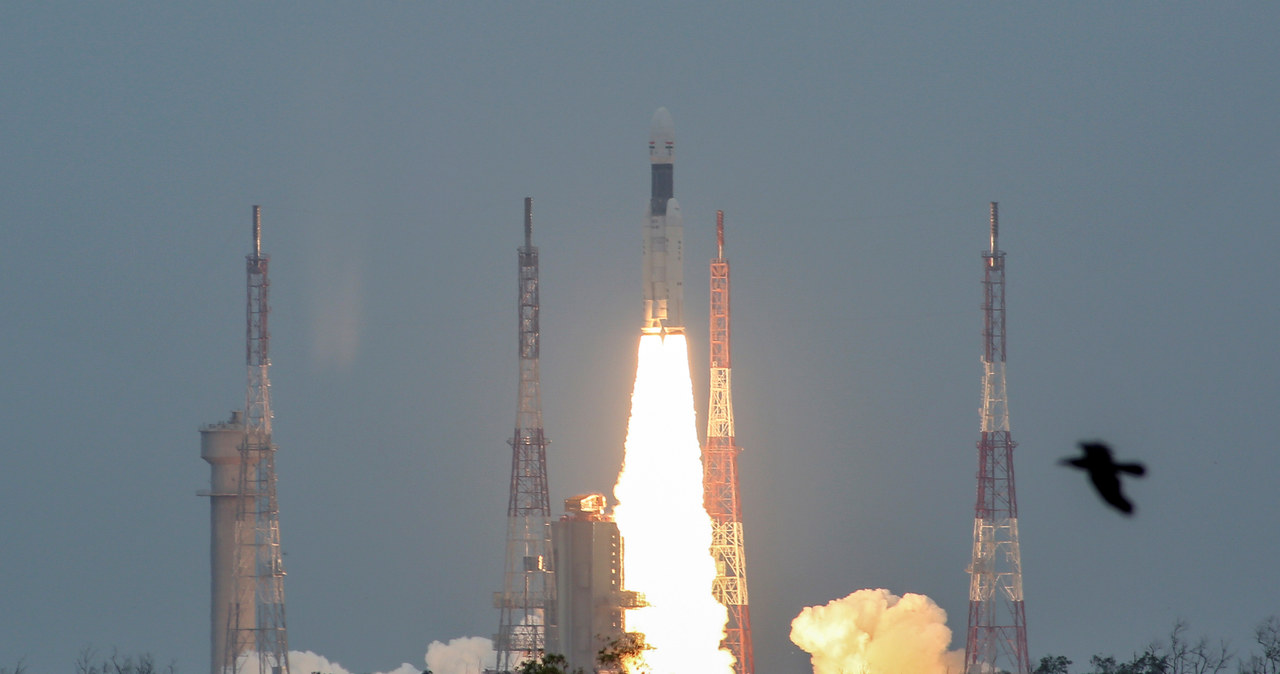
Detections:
226,206,290,674
703,211,755,674
964,202,1030,674
495,198,556,673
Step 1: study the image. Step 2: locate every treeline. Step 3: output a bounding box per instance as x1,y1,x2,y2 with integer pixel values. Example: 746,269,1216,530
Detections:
1034,617,1280,674
1,648,177,674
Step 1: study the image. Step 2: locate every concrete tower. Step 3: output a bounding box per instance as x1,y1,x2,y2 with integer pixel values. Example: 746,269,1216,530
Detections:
200,410,253,674
703,211,754,674
494,198,557,672
964,203,1031,674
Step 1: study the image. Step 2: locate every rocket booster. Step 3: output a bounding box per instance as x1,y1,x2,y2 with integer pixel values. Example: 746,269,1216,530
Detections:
643,107,683,333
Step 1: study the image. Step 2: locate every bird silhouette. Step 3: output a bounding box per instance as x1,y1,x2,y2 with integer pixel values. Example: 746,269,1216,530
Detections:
1061,441,1146,515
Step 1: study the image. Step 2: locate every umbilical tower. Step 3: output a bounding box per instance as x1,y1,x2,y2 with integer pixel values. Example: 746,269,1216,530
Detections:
226,206,290,674
703,211,754,674
964,202,1031,674
494,198,556,672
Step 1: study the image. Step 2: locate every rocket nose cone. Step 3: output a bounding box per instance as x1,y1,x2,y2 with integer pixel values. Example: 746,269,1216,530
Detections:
651,107,674,138
650,107,675,163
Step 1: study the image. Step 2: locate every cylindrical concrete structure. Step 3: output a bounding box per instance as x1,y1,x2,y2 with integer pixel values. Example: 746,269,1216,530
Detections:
201,411,254,674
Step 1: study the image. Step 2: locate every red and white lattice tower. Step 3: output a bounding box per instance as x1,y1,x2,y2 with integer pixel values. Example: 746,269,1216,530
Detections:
227,206,290,674
703,211,755,674
494,198,556,672
964,202,1031,674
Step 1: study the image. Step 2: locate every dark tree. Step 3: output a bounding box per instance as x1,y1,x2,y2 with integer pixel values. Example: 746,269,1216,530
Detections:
1241,617,1280,674
514,653,579,674
595,634,650,674
1123,652,1168,674
75,647,176,674
1158,619,1231,674
1089,655,1122,674
1035,655,1073,674
1082,620,1233,674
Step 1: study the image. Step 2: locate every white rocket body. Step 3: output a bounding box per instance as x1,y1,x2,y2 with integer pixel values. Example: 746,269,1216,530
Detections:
643,107,683,333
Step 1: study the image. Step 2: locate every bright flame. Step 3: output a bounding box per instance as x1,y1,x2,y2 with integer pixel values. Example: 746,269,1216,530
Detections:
613,333,734,674
790,589,964,674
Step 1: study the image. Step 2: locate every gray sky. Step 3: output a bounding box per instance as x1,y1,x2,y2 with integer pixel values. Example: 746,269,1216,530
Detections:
2,3,1277,673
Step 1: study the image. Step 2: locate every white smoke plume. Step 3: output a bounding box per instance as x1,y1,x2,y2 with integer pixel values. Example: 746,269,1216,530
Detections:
236,637,493,674
286,650,419,674
236,651,416,674
424,637,496,674
790,589,964,674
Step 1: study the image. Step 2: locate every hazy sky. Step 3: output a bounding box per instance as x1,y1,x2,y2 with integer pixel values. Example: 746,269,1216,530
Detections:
2,3,1277,673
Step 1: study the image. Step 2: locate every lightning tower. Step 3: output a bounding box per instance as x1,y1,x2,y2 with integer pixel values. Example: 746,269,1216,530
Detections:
494,198,556,672
704,211,754,674
964,202,1031,674
223,206,290,674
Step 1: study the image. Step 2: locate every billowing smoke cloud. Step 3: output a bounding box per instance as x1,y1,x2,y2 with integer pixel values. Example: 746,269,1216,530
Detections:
237,651,416,674
286,650,419,674
424,637,496,674
790,589,964,674
236,637,493,674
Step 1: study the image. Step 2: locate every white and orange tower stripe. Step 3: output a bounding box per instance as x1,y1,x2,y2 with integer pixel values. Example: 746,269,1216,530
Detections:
964,202,1031,674
704,211,755,674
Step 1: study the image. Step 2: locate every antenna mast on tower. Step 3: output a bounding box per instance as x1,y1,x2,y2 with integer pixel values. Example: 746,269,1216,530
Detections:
964,202,1031,674
494,198,556,672
704,211,755,674
226,206,290,674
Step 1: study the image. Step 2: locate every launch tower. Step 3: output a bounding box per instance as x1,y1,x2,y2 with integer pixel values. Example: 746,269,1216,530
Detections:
703,211,755,674
964,202,1031,674
494,198,557,672
226,206,290,674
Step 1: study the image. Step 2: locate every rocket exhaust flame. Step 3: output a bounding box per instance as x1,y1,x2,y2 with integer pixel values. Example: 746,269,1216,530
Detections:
613,333,734,674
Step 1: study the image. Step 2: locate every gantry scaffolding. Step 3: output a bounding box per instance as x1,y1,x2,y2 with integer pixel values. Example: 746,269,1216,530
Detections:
226,206,290,674
964,202,1031,674
703,211,755,674
494,198,557,672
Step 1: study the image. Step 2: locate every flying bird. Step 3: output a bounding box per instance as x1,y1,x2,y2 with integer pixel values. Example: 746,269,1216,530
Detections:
1061,441,1146,515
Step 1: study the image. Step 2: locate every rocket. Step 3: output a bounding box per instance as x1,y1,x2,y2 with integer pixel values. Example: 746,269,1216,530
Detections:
643,107,683,333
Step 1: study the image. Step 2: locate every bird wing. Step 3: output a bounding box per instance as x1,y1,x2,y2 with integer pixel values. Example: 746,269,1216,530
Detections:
1090,470,1135,514
1117,462,1146,476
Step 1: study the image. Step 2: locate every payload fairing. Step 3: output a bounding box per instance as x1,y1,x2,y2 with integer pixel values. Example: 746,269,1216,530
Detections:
643,107,684,333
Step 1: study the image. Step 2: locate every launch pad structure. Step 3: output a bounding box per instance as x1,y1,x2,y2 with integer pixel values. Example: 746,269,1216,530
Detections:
494,198,557,673
703,211,755,674
549,494,644,674
201,206,290,674
190,121,1046,674
964,203,1031,674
